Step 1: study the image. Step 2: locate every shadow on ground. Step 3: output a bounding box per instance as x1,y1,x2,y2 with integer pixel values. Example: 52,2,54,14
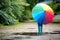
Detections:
0,31,60,40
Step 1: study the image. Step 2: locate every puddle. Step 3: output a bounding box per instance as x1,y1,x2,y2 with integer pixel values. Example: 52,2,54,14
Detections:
0,32,60,40
12,32,49,36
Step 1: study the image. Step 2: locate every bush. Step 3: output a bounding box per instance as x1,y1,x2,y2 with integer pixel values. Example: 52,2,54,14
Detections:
52,20,60,23
0,10,16,25
48,2,60,15
0,0,30,25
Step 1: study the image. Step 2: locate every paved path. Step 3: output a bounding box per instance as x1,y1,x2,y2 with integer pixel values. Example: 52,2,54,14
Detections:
1,34,60,40
0,23,60,40
0,23,60,33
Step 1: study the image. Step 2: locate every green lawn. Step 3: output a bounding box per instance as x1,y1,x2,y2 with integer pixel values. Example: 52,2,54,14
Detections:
52,20,60,23
0,22,24,29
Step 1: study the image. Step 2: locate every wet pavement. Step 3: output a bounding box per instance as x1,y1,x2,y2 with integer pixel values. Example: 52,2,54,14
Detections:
0,33,60,40
0,23,60,40
0,23,60,33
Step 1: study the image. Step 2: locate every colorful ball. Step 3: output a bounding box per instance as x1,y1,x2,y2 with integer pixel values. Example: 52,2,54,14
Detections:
32,3,54,24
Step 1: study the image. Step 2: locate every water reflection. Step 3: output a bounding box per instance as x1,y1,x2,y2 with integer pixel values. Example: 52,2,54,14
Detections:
1,32,60,40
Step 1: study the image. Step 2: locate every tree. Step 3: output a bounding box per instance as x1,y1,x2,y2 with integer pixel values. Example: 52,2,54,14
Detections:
37,0,44,3
53,0,60,3
48,1,60,15
0,0,29,25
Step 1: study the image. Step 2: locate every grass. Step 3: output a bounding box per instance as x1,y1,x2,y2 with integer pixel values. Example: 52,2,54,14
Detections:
0,24,4,28
0,22,24,29
52,20,60,23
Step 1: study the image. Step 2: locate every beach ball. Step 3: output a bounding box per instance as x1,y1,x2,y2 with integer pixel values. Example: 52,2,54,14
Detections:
32,3,54,24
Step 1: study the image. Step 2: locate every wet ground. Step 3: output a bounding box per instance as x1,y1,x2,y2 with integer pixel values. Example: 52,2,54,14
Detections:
0,33,60,40
0,23,60,33
0,23,60,40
